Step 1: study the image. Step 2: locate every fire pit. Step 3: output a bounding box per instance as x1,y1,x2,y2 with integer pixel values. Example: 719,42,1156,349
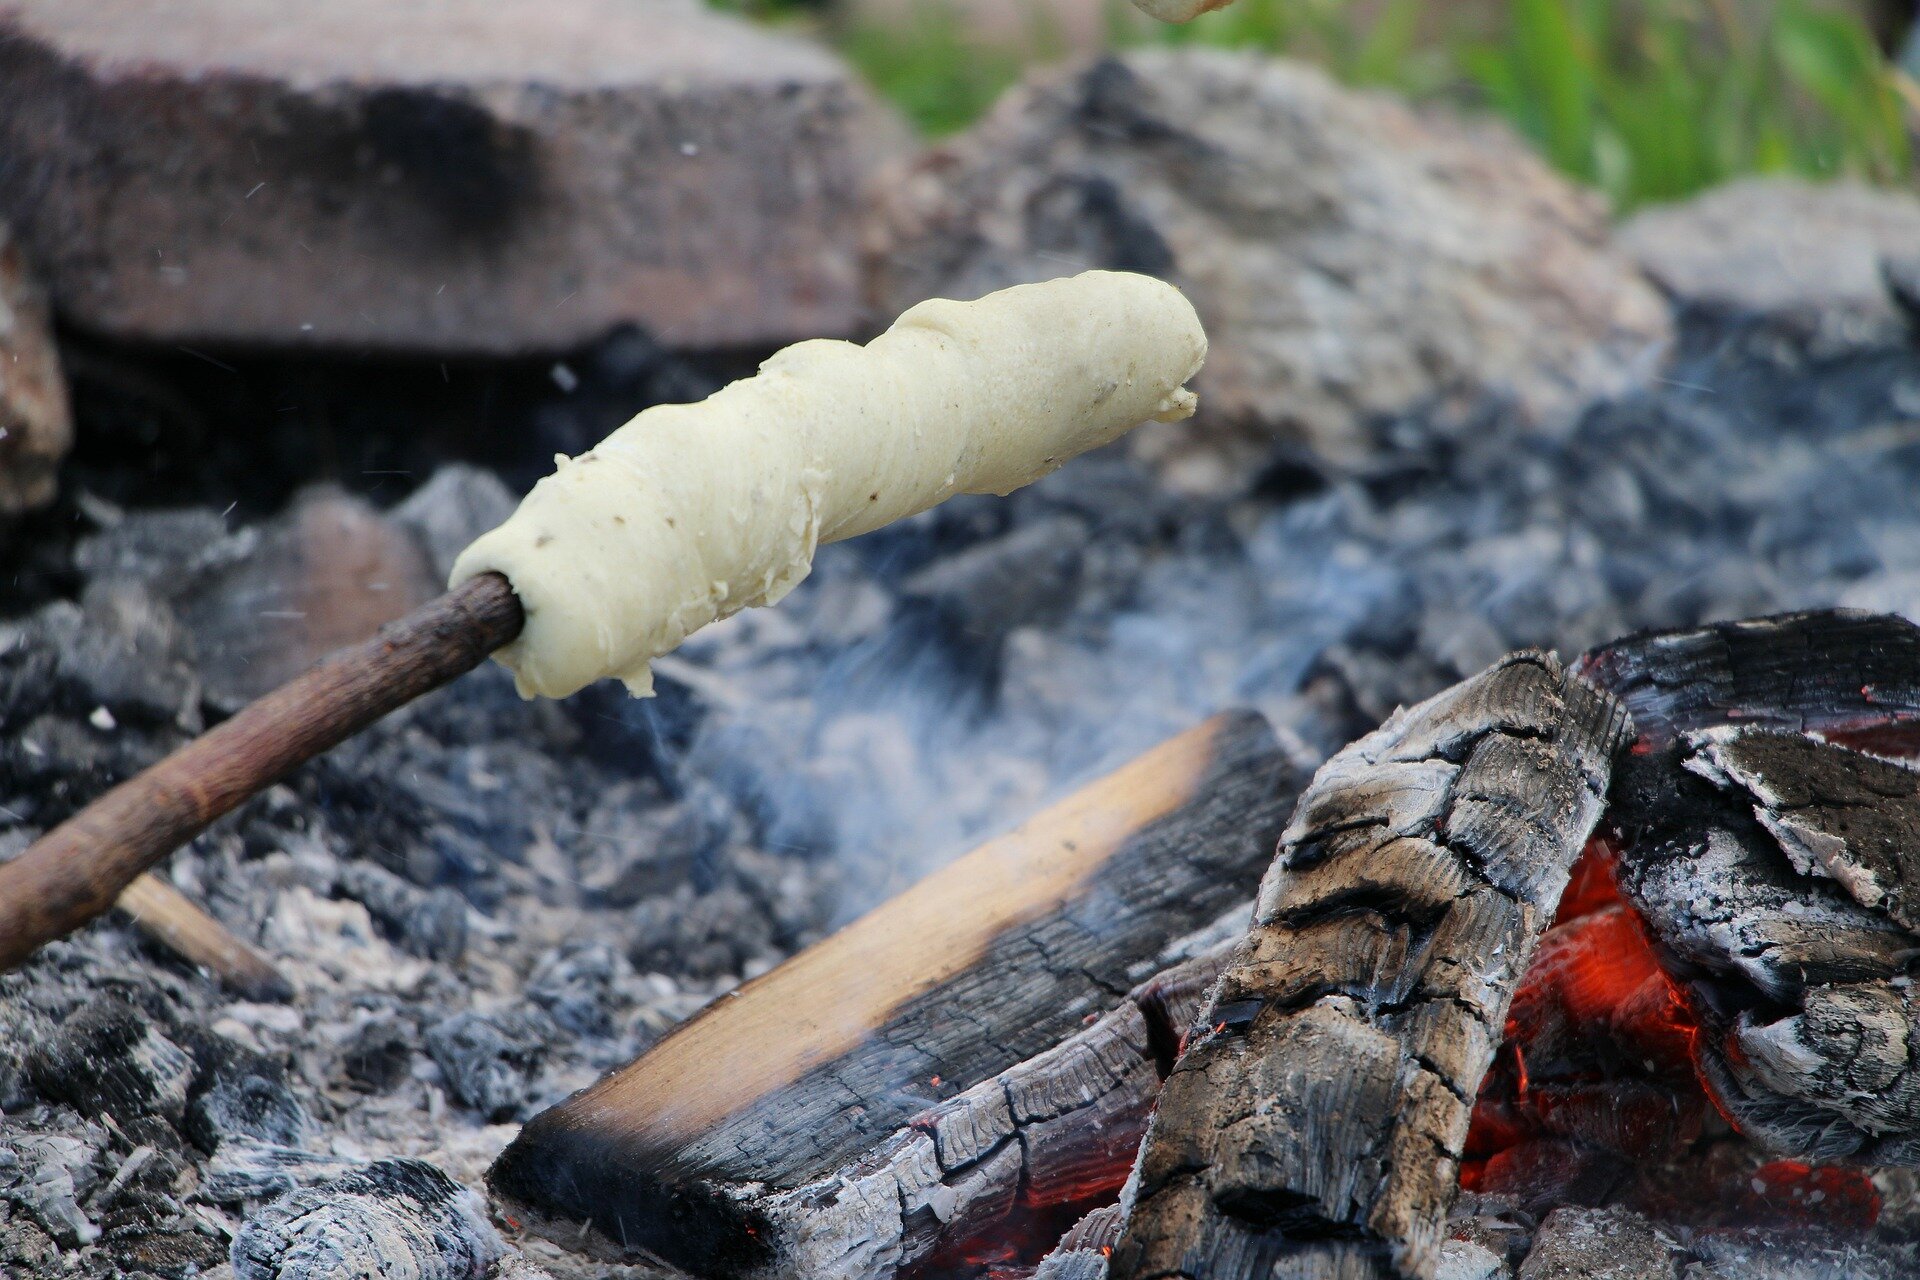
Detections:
5,6,1920,1280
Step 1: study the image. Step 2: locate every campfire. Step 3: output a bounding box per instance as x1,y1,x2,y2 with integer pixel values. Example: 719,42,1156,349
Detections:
6,2,1920,1280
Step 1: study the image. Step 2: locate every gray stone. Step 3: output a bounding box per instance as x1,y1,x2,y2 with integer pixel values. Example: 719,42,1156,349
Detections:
1619,177,1920,339
0,0,886,354
0,221,70,515
867,52,1672,484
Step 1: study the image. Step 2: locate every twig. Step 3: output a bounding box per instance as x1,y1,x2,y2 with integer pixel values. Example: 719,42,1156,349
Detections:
116,873,293,1002
0,572,523,973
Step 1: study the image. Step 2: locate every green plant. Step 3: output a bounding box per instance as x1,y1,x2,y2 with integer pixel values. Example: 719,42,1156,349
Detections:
732,0,1913,208
1455,0,1909,207
840,3,1029,135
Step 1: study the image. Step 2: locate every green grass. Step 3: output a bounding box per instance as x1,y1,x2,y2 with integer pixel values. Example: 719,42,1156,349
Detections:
785,0,1912,209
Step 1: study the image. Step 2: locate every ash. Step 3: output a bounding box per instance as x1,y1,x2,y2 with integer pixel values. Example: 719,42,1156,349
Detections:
7,288,1920,1278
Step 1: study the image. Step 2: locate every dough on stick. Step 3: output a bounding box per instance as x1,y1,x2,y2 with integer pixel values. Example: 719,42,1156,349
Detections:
450,270,1206,699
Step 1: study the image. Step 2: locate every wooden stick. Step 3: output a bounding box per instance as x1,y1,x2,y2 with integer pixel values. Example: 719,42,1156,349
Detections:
0,572,523,973
116,873,294,1002
487,711,1300,1278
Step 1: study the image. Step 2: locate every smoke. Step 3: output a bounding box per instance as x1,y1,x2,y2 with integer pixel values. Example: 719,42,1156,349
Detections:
636,311,1920,920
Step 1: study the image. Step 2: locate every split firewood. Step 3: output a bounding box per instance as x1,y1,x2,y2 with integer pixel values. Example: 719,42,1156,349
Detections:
1586,610,1920,1167
488,711,1299,1279
0,270,1206,972
1110,651,1631,1280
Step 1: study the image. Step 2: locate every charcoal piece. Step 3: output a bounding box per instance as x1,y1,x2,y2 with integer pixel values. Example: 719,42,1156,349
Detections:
1112,652,1630,1280
1687,728,1920,932
203,1139,356,1205
337,1016,416,1094
26,995,195,1131
487,712,1298,1278
1593,612,1920,1164
1436,1240,1507,1280
1621,821,1912,1003
333,861,468,961
1035,1204,1126,1280
1578,609,1920,752
230,1158,502,1280
524,942,632,1040
388,464,519,584
572,789,721,907
0,1120,103,1247
425,1009,553,1122
1727,982,1920,1161
0,997,46,1111
184,1034,313,1153
1512,1207,1682,1280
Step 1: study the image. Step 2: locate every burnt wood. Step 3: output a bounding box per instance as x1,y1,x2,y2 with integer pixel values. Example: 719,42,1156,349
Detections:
1110,652,1631,1280
0,572,524,973
115,873,293,1002
1589,610,1920,1166
487,711,1299,1278
683,945,1232,1280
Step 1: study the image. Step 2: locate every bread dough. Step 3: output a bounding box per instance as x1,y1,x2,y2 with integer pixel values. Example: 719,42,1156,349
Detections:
450,270,1206,698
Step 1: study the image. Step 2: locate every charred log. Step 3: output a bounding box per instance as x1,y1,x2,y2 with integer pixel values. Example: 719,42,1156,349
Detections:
1110,652,1631,1280
1589,611,1920,1166
229,1158,501,1280
488,711,1299,1278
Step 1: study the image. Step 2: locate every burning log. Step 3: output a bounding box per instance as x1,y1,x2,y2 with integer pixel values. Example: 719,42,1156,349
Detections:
1585,610,1920,1167
487,711,1298,1278
0,271,1205,973
1109,651,1631,1280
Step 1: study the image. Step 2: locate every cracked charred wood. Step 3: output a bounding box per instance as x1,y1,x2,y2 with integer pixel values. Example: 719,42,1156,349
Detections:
488,711,1298,1278
1586,611,1920,1168
230,1158,502,1280
1110,651,1631,1280
670,944,1231,1280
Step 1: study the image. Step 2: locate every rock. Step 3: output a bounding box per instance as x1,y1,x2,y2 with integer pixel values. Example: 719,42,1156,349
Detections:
0,221,71,515
84,485,440,705
866,53,1672,483
1619,177,1920,340
230,1158,501,1280
0,0,884,354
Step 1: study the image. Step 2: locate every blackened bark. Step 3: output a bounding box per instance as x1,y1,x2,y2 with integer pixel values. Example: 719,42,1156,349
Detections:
1110,652,1630,1280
